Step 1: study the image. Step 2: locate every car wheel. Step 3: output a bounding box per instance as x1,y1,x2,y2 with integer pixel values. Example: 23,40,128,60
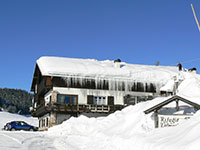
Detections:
11,128,16,131
29,128,34,131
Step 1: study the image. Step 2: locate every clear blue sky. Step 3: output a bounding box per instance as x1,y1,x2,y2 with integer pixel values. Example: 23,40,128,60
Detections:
0,0,200,92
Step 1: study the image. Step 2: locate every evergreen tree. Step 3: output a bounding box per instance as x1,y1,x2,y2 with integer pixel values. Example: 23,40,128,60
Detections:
0,97,2,111
0,88,33,114
155,61,160,66
7,105,17,113
0,97,2,108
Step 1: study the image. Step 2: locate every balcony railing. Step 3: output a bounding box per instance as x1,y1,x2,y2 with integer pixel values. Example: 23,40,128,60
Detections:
32,103,124,117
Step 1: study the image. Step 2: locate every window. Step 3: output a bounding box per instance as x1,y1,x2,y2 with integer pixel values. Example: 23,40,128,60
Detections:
15,122,20,126
72,96,78,105
49,96,52,103
87,95,106,105
20,122,27,126
39,120,42,128
57,94,78,105
94,96,106,105
46,118,49,127
42,119,45,127
94,96,97,104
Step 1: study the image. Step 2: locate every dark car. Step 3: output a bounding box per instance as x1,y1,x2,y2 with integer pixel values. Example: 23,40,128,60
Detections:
3,121,38,131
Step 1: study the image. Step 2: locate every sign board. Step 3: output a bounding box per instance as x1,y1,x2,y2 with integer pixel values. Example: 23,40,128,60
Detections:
158,114,191,128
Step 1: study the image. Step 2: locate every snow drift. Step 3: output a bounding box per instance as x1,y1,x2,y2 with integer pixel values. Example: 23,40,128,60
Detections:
46,71,200,150
0,112,38,129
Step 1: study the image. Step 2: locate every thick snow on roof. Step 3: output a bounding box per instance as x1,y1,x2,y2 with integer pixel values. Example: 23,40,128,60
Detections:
37,56,179,84
160,79,175,92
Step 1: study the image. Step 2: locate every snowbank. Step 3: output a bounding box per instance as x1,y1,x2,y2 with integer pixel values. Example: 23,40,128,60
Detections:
178,72,200,98
47,97,200,150
46,71,200,150
0,111,38,128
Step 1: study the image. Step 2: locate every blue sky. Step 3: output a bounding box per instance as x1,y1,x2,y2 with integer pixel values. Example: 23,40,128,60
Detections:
0,0,200,92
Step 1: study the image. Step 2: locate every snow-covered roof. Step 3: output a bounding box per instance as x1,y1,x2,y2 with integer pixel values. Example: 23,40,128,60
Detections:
160,79,175,92
36,56,179,84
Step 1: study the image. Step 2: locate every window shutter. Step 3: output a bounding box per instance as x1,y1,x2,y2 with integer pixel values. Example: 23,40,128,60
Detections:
46,77,52,87
108,96,114,105
87,95,94,104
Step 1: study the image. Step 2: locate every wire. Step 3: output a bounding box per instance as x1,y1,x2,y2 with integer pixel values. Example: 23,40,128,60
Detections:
170,58,200,66
181,58,200,64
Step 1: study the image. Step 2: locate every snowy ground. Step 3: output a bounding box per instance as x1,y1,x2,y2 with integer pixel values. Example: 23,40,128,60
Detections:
1,71,200,150
0,112,52,150
0,131,56,150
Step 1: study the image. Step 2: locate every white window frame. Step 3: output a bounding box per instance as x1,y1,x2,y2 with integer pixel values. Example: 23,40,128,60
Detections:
94,96,106,105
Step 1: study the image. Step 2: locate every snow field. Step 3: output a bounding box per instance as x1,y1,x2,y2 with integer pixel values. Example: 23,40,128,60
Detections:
0,112,38,129
0,70,200,149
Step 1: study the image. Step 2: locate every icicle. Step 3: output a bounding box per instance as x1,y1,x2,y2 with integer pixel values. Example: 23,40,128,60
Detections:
62,75,158,94
100,78,103,89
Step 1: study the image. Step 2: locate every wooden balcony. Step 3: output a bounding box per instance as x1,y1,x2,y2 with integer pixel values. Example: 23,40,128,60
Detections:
32,103,124,117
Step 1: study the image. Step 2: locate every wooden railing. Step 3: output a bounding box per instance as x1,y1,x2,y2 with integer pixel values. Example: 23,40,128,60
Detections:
32,103,124,117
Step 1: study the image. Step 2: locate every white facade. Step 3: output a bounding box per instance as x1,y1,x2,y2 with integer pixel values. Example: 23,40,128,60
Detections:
43,87,154,106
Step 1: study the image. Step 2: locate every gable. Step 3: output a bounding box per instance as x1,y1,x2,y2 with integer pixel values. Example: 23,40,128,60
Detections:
144,95,200,114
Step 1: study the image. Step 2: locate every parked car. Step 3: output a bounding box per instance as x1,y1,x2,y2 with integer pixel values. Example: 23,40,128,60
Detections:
3,121,38,131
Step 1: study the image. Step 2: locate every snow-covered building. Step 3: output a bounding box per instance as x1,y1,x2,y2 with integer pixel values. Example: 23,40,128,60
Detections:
30,56,179,130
